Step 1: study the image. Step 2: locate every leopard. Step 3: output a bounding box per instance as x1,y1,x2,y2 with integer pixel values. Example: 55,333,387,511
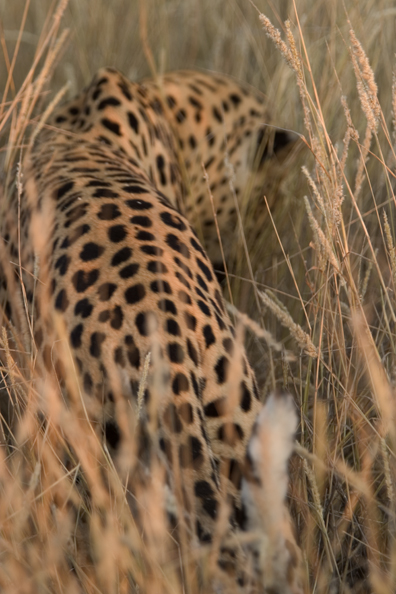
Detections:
141,70,298,269
46,68,298,272
0,67,303,593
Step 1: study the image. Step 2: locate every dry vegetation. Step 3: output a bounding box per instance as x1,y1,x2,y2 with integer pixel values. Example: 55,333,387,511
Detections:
1,0,396,592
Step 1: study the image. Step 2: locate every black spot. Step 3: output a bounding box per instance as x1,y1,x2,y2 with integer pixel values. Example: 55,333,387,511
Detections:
55,289,69,312
98,203,121,220
222,338,233,356
188,96,203,108
147,261,168,274
215,313,226,331
175,272,191,289
190,436,203,462
229,93,242,107
194,480,214,499
90,332,106,358
110,305,124,330
128,111,139,134
125,284,146,304
75,298,93,318
101,118,121,136
204,398,227,418
160,211,187,231
108,224,127,243
240,382,252,412
176,109,186,123
98,96,121,109
105,420,121,450
141,135,148,157
98,310,110,323
166,95,176,108
195,287,207,301
94,75,108,85
204,156,215,169
212,106,223,123
114,347,125,367
56,181,74,200
273,130,293,153
130,215,152,227
165,319,181,336
125,334,140,368
172,373,189,395
203,325,215,348
83,372,93,394
135,231,155,241
203,497,218,519
250,108,260,117
93,188,119,198
229,459,243,491
118,81,132,100
150,280,172,294
97,283,117,301
215,356,229,384
140,245,164,256
196,258,213,282
165,234,190,258
72,269,99,292
167,343,184,363
54,254,70,276
190,236,207,260
119,263,139,278
79,242,105,262
184,312,197,331
187,339,199,366
197,275,208,293
158,299,177,315
70,324,83,348
190,371,200,399
156,154,166,185
135,311,157,336
197,300,211,317
111,247,132,266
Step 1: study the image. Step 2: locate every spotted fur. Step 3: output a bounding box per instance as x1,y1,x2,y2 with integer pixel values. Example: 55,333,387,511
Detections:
0,68,302,592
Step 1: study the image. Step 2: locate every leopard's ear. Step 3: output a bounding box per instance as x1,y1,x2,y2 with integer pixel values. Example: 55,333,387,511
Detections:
254,126,300,167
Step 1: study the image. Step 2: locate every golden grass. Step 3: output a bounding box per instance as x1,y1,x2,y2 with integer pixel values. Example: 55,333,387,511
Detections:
1,0,396,592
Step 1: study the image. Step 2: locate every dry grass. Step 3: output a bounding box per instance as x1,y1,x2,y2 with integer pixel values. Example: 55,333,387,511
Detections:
1,0,396,592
